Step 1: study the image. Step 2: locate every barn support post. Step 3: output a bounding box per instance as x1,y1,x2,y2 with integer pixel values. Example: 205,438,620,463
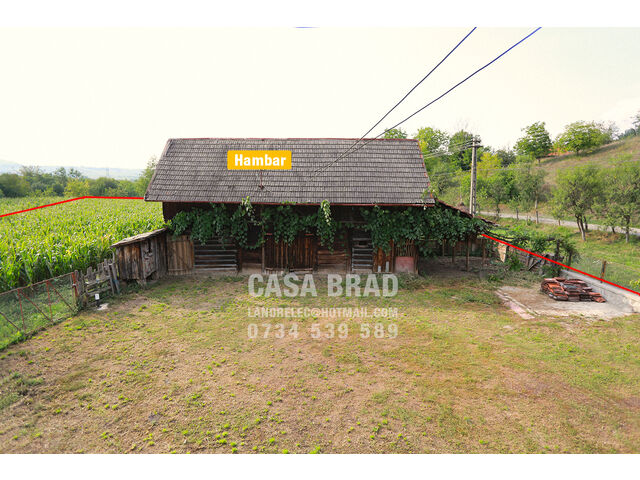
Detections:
481,239,486,267
465,237,470,271
451,241,456,265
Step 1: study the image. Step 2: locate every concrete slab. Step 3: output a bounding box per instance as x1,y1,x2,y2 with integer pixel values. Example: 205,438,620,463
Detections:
498,285,635,320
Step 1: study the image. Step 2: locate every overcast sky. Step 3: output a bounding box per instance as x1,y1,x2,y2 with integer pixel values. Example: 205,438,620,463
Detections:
0,27,639,169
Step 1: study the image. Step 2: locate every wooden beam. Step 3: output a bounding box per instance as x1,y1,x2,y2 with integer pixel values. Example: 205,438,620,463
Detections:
465,237,470,271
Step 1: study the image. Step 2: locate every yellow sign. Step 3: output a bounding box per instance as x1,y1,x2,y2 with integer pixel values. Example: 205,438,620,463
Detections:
227,150,292,170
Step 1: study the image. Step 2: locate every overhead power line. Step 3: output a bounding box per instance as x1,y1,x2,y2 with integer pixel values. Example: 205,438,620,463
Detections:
313,27,542,177
311,27,477,175
380,28,543,144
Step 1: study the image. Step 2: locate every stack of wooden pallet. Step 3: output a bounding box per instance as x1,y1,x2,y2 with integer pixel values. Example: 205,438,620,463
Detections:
541,277,606,302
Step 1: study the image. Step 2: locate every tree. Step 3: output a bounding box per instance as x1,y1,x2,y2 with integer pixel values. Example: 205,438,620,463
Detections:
64,179,90,197
552,165,603,240
89,177,119,196
478,169,515,219
106,180,138,197
383,128,407,139
514,121,552,164
495,148,516,167
633,110,640,133
414,126,448,156
554,121,611,155
0,173,30,197
414,126,449,172
511,159,548,224
600,163,640,243
448,130,476,171
427,162,456,199
68,168,84,179
605,122,620,142
135,156,158,196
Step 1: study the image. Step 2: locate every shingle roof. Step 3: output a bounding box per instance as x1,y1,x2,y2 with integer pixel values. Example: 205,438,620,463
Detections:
145,138,434,205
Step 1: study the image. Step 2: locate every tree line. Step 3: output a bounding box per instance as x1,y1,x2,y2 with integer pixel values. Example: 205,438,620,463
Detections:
0,158,157,199
384,110,640,242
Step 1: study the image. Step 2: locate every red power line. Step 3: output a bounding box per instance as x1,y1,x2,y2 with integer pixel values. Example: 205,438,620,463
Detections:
481,233,640,297
0,196,144,218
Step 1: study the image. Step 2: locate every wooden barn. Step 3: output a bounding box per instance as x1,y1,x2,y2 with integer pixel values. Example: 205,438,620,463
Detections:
144,137,475,275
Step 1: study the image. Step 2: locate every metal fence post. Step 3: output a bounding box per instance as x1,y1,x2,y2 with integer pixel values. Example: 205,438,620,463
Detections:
46,280,53,320
18,289,25,332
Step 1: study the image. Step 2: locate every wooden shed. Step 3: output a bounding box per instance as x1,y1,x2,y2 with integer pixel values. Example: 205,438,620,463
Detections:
111,228,168,284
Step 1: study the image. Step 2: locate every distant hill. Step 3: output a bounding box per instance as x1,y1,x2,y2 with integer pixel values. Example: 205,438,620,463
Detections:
0,160,142,180
0,159,22,172
539,136,640,185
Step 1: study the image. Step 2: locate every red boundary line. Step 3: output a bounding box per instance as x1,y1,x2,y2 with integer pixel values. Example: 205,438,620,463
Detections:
2,201,638,297
481,233,640,297
0,196,144,218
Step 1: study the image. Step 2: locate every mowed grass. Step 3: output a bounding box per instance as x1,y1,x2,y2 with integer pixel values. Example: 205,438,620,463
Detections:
0,273,639,453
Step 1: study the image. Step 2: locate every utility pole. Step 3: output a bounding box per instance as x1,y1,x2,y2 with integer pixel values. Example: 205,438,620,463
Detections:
468,136,481,217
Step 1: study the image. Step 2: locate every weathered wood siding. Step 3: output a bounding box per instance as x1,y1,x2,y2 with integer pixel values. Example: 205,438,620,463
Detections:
317,237,348,273
167,235,194,274
264,233,317,272
116,243,142,280
114,232,167,283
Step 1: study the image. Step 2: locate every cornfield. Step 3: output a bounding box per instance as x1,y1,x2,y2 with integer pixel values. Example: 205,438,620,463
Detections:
0,197,164,292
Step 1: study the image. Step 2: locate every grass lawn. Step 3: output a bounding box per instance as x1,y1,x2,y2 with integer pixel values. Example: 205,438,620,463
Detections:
1,273,639,453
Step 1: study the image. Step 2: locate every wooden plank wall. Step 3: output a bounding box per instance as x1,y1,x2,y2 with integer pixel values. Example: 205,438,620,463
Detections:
317,237,348,273
241,248,261,270
115,243,142,280
114,232,168,282
167,235,194,274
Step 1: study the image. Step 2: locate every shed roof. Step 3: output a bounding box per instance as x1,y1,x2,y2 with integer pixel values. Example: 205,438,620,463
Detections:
145,138,434,206
110,228,167,248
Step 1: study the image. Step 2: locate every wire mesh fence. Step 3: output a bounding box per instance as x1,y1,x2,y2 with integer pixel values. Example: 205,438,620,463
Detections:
0,273,78,350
